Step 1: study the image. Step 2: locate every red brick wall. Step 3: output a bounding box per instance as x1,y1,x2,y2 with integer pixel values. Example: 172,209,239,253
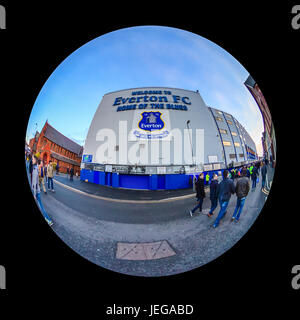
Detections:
34,122,81,175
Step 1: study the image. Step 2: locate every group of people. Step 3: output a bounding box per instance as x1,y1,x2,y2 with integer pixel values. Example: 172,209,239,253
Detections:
26,154,55,193
189,160,270,228
66,166,75,181
26,153,54,226
25,151,79,226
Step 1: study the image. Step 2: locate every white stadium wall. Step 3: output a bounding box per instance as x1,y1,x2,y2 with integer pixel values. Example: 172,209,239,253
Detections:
81,87,258,190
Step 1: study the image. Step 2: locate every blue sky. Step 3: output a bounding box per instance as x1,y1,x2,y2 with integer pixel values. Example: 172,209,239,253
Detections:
26,25,265,155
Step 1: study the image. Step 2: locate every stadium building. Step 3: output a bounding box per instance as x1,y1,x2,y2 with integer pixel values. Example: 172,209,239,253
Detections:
81,87,258,190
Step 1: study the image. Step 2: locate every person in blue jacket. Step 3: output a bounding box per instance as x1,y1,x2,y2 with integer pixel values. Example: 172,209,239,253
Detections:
212,170,235,228
208,173,219,217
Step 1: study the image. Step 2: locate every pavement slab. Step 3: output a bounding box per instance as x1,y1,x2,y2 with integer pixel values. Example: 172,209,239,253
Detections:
116,241,176,260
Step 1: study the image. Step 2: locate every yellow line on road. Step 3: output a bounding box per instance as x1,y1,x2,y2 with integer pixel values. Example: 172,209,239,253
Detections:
53,179,196,204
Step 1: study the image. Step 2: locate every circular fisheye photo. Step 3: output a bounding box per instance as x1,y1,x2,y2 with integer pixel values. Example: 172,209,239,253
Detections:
25,26,276,277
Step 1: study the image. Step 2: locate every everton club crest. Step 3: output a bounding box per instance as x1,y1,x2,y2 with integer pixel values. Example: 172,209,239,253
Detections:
138,111,165,132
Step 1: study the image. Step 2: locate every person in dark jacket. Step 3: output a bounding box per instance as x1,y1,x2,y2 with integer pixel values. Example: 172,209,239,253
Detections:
230,168,235,180
261,162,268,191
246,166,251,178
231,168,250,222
251,165,258,190
44,163,48,184
256,162,260,176
31,155,53,226
212,170,235,228
29,154,33,185
208,173,219,217
189,173,205,217
265,157,269,166
70,166,74,181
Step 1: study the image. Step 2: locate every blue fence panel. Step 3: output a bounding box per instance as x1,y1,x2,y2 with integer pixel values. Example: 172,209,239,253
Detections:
112,173,119,188
105,173,112,186
149,175,158,190
119,174,149,189
165,174,190,189
157,175,166,189
93,171,100,185
98,171,105,185
80,169,94,183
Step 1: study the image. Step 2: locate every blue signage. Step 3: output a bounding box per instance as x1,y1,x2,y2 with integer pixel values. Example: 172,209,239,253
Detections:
113,91,191,112
82,154,93,163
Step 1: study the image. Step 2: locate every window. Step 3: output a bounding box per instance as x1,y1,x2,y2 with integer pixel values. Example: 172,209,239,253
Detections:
223,141,231,146
231,131,237,136
216,110,222,115
229,154,236,159
219,129,227,134
234,142,240,147
227,119,233,125
239,154,244,158
215,116,223,122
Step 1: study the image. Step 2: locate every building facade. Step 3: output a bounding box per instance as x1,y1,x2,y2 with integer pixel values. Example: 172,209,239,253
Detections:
244,75,276,162
81,87,258,190
29,121,83,175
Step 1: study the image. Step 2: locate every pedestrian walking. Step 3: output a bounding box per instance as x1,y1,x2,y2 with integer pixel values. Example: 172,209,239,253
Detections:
261,161,268,191
231,168,250,223
265,157,269,166
189,173,206,217
208,173,219,217
251,165,258,190
31,155,53,226
70,166,74,181
38,160,47,194
25,154,30,172
47,160,55,192
212,170,235,228
44,163,48,185
67,167,69,179
29,154,33,185
246,166,251,178
269,154,273,168
56,162,59,175
255,162,260,176
230,168,235,180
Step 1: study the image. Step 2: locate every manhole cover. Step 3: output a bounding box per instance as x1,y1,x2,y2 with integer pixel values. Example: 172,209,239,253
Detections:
116,240,176,260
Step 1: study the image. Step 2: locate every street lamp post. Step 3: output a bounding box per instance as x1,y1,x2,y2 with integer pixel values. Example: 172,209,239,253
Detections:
186,120,195,166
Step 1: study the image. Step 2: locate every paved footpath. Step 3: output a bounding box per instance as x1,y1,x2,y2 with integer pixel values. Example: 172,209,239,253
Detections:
35,168,274,277
53,173,197,201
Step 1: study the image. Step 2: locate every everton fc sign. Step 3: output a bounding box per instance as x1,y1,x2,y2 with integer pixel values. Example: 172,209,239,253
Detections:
131,111,170,140
138,112,165,132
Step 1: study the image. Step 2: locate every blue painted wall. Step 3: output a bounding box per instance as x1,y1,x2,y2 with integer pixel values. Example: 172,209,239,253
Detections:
80,165,253,190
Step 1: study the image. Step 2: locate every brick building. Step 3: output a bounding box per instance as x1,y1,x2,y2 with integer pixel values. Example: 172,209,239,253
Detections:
29,121,83,175
244,75,276,162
